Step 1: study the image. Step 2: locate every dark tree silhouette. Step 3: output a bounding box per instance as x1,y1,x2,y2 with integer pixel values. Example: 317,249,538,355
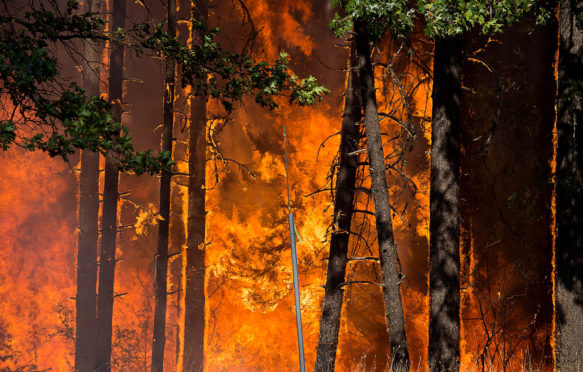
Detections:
96,0,127,370
151,0,177,369
181,1,209,370
555,0,583,368
314,42,361,372
75,0,101,370
355,20,410,371
428,35,462,372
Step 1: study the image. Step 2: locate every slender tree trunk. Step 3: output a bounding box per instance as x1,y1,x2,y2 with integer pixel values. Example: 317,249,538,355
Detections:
169,183,186,367
75,0,101,370
354,22,410,372
555,0,583,368
180,1,208,370
95,0,126,370
314,43,361,372
152,0,176,369
428,36,462,372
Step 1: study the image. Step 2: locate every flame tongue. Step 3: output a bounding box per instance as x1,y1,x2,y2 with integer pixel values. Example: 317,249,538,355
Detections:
0,149,77,370
0,1,557,371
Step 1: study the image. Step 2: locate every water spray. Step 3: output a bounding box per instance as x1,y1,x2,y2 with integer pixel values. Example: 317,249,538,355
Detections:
283,125,306,372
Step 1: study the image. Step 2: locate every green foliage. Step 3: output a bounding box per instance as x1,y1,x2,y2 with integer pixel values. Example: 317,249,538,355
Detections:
1,0,328,175
290,74,331,106
135,21,330,112
0,0,171,174
0,121,15,150
330,0,552,41
329,0,415,40
418,0,552,38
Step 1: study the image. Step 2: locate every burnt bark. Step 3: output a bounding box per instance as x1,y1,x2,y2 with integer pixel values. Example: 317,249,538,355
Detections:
555,0,583,368
314,43,361,372
428,36,462,372
74,0,101,370
95,0,126,370
151,0,176,370
181,2,208,370
354,22,410,372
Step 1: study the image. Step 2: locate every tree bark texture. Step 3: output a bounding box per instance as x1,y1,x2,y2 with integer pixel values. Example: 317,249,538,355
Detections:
152,0,176,370
555,1,583,369
354,22,410,372
314,43,362,372
181,1,208,370
75,0,101,370
428,36,462,372
95,0,126,370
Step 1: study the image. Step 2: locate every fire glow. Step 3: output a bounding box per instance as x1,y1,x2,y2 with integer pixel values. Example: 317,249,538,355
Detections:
0,0,561,371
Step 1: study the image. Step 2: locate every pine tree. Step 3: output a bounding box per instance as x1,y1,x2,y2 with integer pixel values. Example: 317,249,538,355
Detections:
314,42,362,372
75,0,101,370
417,2,548,369
151,0,177,369
555,0,583,367
328,2,415,369
354,20,410,371
95,0,126,370
427,34,462,371
181,1,208,370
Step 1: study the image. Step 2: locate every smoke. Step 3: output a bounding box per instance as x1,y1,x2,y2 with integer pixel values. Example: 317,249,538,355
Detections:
0,1,558,371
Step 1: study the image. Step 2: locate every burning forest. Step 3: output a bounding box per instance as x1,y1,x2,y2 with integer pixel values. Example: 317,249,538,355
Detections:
0,0,582,371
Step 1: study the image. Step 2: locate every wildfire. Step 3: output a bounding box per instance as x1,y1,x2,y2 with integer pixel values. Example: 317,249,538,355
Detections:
0,149,77,370
0,1,559,371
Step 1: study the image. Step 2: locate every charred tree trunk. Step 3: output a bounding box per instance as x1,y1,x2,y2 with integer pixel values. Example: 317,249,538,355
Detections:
151,0,176,370
314,43,361,372
181,1,208,370
169,175,186,367
75,0,101,370
95,0,126,370
428,36,462,372
555,0,583,368
354,22,410,372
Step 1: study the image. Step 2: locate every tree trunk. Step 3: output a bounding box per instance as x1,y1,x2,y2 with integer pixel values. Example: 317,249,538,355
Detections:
180,2,208,371
555,1,583,368
75,0,101,370
314,42,361,372
428,36,462,372
354,22,410,372
95,0,126,370
152,0,176,370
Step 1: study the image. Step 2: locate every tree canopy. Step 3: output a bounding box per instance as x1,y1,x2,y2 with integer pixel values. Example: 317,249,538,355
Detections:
329,0,552,41
0,0,328,174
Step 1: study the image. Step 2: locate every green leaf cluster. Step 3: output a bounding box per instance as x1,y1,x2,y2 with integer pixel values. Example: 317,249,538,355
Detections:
136,20,330,112
329,0,416,40
1,0,329,174
330,0,552,41
418,0,550,38
0,1,174,174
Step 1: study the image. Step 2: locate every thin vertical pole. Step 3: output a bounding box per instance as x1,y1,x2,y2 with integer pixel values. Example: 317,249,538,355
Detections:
284,126,306,372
